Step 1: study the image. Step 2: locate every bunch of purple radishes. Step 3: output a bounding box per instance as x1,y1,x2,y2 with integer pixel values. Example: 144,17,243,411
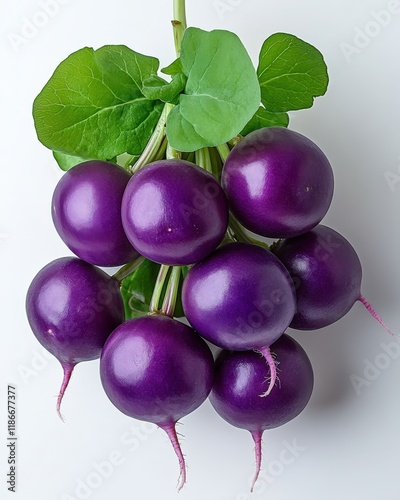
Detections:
26,124,394,491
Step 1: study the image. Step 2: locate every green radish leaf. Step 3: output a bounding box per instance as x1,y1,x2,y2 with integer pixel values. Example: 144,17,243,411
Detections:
257,33,328,112
115,153,140,169
33,45,164,161
142,73,187,102
121,259,186,320
241,107,289,136
161,58,184,76
121,260,161,319
166,28,261,152
53,151,119,171
53,151,89,171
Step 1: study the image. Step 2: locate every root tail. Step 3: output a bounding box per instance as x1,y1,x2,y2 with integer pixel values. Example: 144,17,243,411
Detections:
258,346,278,397
161,423,187,492
57,363,75,422
358,295,397,337
250,430,263,492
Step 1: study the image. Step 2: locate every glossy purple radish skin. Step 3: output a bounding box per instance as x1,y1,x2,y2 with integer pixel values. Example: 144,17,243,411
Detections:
222,127,334,238
52,160,138,267
182,243,295,350
182,242,296,395
100,314,214,491
121,159,229,266
26,257,124,418
274,225,394,333
209,334,314,491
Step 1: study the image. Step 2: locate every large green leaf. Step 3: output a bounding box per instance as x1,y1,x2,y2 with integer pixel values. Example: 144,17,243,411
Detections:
166,28,261,152
257,33,328,112
33,45,164,160
142,74,187,103
52,151,89,171
241,107,289,136
161,58,184,76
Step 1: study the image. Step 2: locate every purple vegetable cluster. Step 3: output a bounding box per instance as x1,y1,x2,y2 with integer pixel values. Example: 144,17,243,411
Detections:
26,127,394,491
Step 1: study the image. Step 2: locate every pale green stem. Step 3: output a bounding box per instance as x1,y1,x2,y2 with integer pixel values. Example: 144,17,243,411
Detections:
229,215,253,244
123,154,138,170
131,103,172,174
209,146,223,180
195,148,213,174
216,143,231,163
113,256,145,284
149,265,170,313
161,267,182,317
154,136,168,161
167,142,182,160
229,215,270,249
173,0,187,56
228,135,243,148
185,152,195,163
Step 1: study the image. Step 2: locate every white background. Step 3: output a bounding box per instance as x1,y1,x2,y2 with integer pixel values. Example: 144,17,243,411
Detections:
1,0,400,499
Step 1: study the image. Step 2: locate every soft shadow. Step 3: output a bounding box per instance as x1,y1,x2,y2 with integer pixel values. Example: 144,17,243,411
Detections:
288,318,358,411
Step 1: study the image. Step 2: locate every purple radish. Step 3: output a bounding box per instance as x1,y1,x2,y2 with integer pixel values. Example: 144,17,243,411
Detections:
100,314,214,491
222,127,334,238
182,242,296,395
273,224,395,334
26,257,124,418
52,160,138,267
121,159,229,266
209,334,313,491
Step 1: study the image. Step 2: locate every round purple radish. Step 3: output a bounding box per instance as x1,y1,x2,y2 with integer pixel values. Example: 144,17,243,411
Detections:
222,127,334,238
26,257,124,418
52,160,138,267
209,334,313,491
274,224,394,333
182,242,296,395
100,314,214,490
121,159,229,266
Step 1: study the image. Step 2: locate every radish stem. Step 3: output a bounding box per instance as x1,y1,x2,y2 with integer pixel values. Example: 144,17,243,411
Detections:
173,0,187,57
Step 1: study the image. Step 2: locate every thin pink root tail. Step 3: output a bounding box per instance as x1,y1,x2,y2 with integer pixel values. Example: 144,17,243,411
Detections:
358,295,397,337
56,363,75,422
250,430,263,493
162,423,187,492
258,346,277,397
